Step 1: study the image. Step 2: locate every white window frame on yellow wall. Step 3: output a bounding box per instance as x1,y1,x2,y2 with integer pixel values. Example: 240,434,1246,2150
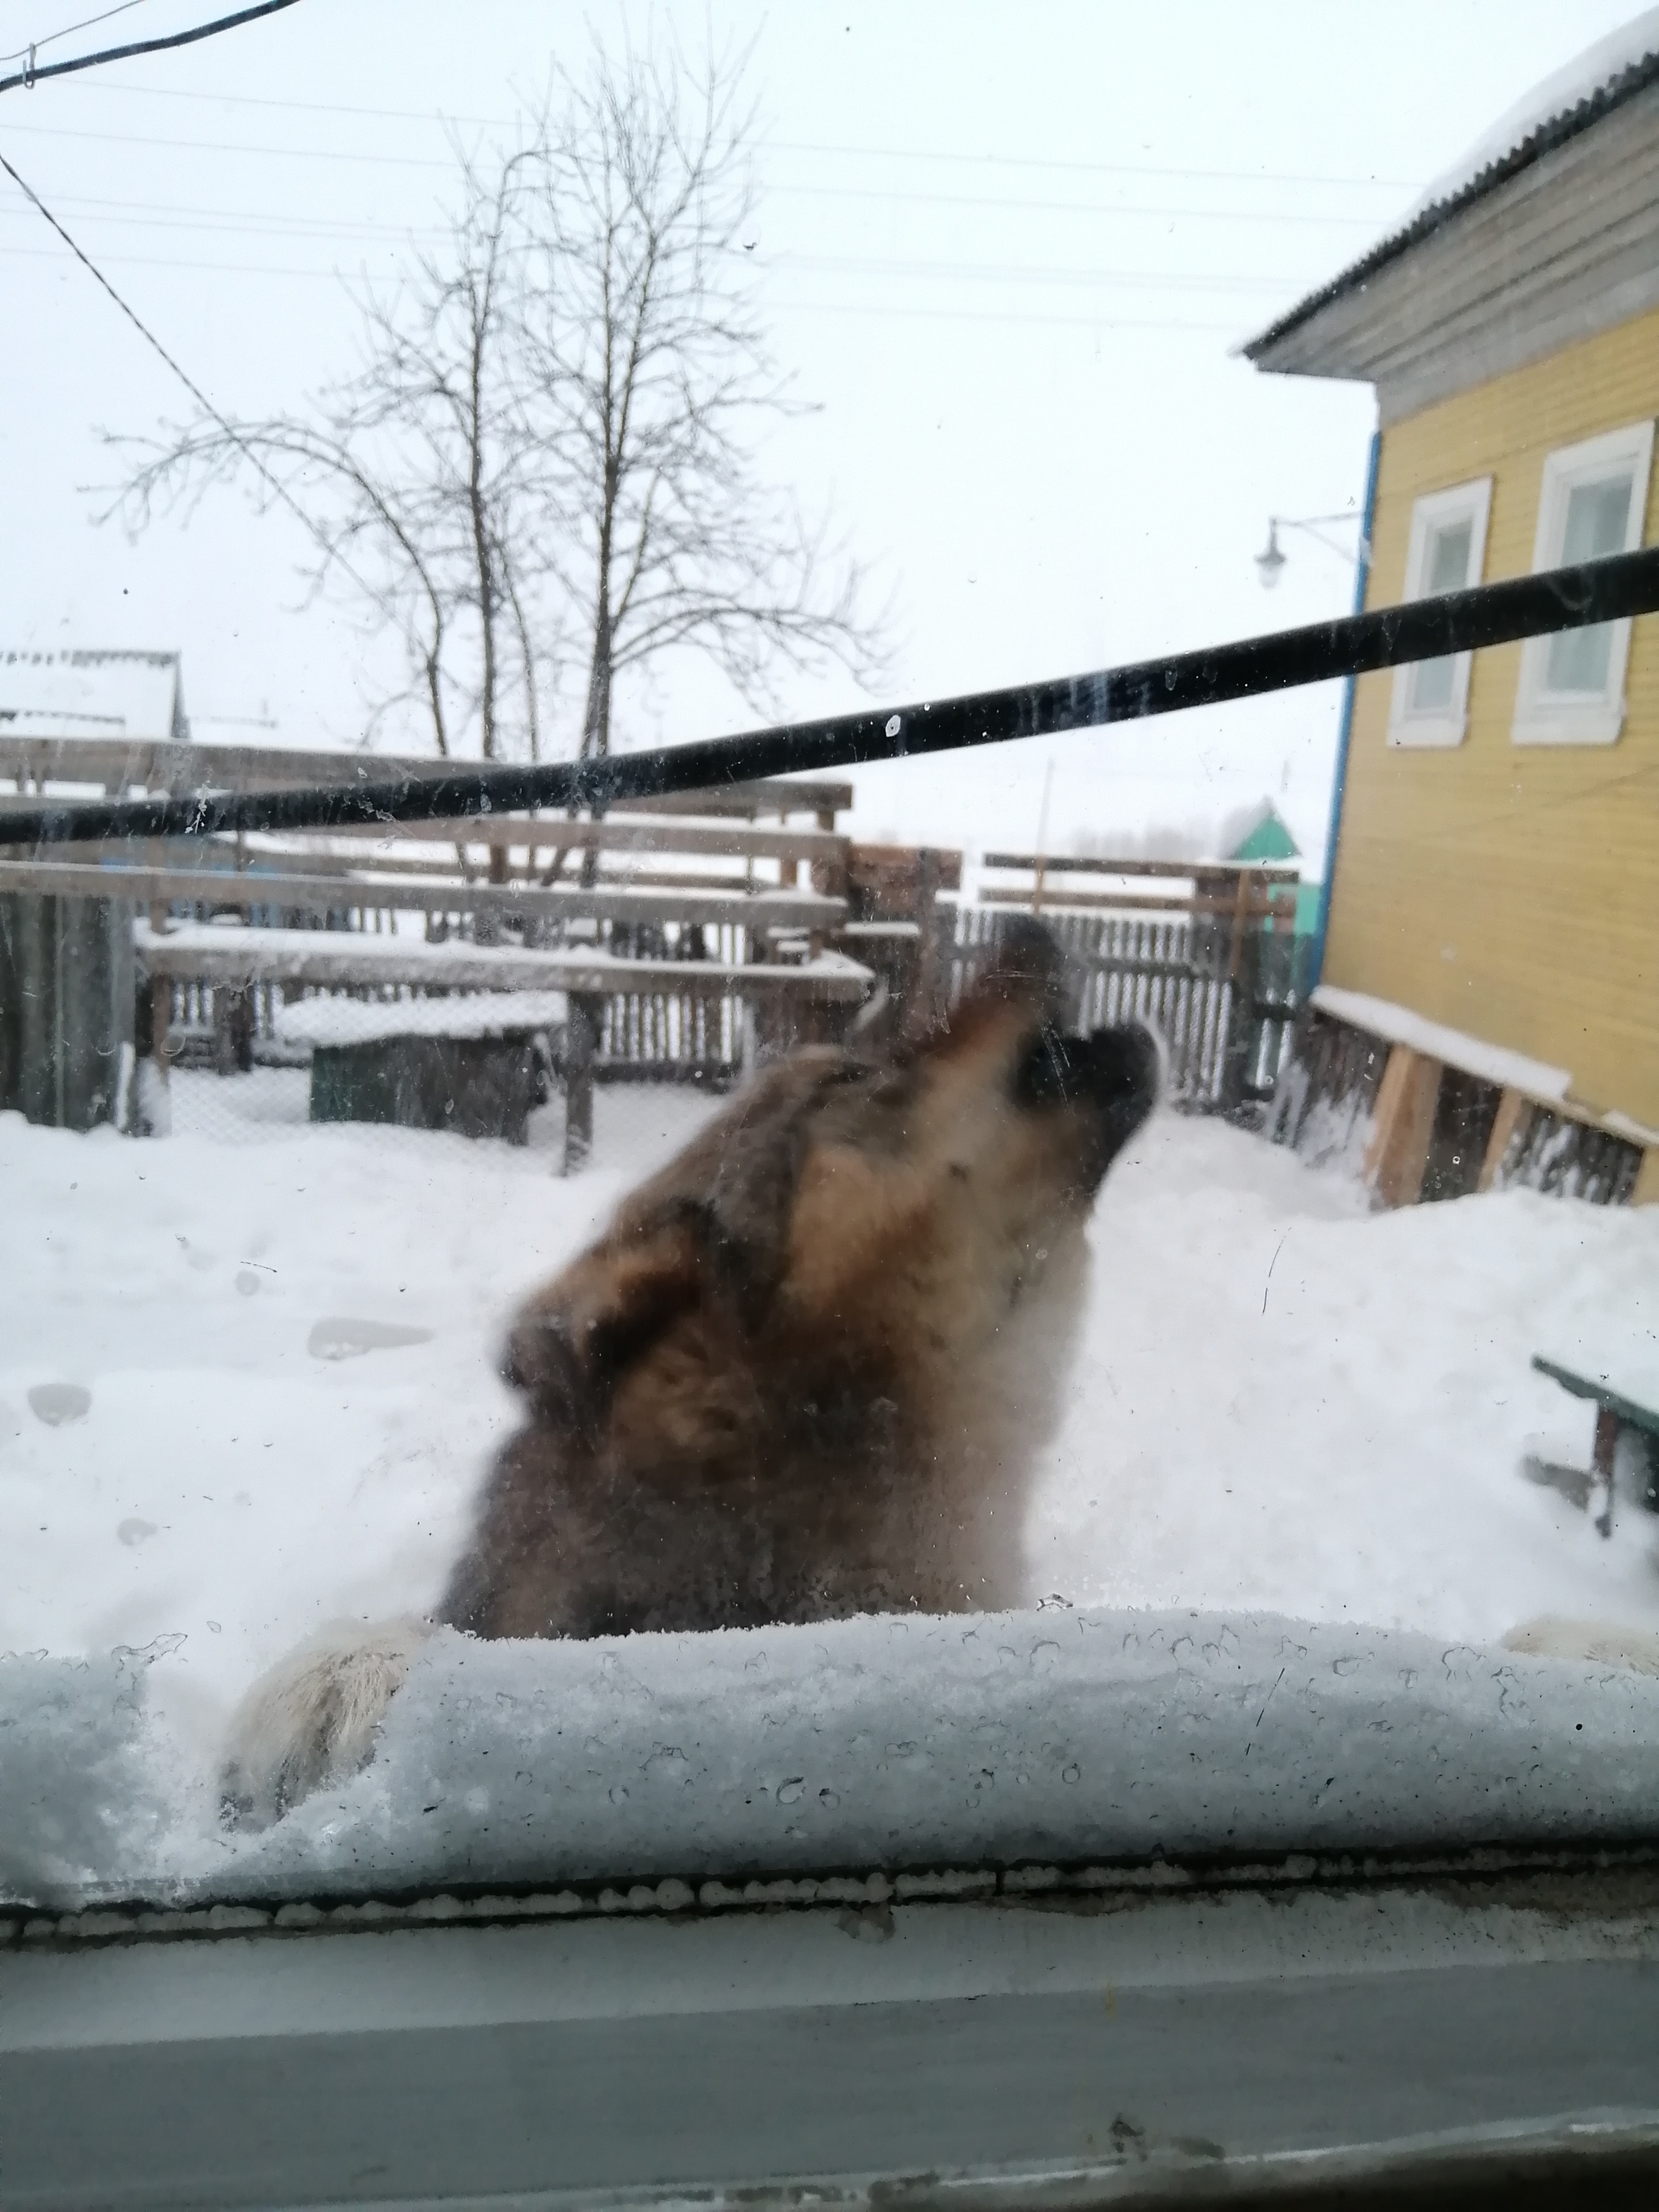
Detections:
1512,419,1654,746
1387,476,1492,748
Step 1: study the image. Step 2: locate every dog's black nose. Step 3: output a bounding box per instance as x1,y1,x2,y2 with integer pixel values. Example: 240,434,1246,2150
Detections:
1013,1019,1162,1151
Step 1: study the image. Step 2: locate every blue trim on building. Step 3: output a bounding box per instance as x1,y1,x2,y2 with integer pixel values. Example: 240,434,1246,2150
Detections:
1308,427,1381,989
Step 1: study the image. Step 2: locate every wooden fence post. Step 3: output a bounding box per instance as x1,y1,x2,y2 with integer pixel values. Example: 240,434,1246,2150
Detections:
563,991,601,1175
1218,912,1264,1117
905,848,945,1042
1363,1044,1442,1207
1477,1087,1529,1193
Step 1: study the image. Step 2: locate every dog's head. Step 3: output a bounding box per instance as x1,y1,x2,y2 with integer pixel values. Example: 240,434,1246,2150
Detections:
506,918,1159,1445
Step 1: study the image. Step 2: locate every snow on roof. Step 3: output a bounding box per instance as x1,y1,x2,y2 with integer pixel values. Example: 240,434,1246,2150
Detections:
1405,6,1659,223
1244,8,1659,358
0,649,186,745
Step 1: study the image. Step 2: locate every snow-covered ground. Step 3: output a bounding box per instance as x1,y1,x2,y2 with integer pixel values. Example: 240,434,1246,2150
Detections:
6,1075,1657,1783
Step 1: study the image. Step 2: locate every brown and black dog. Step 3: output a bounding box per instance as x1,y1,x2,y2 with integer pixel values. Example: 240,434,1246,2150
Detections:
223,919,1161,1825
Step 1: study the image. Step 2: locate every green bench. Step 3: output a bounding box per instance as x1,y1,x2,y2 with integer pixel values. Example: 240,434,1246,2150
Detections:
1527,1353,1659,1536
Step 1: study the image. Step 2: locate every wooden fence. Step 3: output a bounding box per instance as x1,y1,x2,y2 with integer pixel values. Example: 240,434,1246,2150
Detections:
162,898,1311,1113
951,903,1311,1114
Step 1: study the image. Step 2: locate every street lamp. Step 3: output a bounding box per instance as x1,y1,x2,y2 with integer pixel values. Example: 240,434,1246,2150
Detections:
1254,511,1367,589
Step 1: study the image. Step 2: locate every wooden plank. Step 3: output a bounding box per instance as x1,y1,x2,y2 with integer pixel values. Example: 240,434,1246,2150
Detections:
1636,1148,1659,1209
846,843,965,897
981,852,1299,883
133,925,872,1001
0,860,846,935
1477,1087,1529,1192
0,734,451,796
316,817,851,862
83,843,770,895
0,741,852,820
1363,1044,1442,1207
612,779,852,818
979,888,1283,917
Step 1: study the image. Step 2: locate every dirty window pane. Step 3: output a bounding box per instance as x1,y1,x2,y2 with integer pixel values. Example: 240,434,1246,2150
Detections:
4,4,1659,1924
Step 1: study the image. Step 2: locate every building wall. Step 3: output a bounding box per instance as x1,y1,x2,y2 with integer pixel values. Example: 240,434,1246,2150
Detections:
1323,304,1659,1133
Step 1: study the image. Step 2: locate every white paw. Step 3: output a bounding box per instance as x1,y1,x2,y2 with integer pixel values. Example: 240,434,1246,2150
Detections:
1503,1616,1659,1676
220,1617,432,1830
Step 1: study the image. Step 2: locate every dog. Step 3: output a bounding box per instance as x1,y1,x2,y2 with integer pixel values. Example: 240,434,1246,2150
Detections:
221,919,1162,1826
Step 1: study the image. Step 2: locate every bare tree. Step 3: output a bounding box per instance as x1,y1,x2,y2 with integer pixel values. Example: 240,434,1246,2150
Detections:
103,35,885,790
104,138,555,778
519,38,884,770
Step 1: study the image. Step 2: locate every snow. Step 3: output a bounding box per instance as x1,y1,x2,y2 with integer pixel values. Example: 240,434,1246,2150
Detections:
135,920,869,991
3,1098,1658,1908
1312,984,1573,1106
277,991,570,1048
10,1608,1659,1914
1402,7,1659,227
1311,984,1659,1146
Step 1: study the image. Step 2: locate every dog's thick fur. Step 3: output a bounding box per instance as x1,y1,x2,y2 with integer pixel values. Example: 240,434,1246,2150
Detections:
223,922,1162,1826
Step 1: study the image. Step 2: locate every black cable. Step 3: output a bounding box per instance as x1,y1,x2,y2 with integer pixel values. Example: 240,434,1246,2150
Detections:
0,0,301,98
7,548,1658,848
0,142,377,596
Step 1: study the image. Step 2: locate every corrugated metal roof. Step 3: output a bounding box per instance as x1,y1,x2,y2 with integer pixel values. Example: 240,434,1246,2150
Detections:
1243,12,1659,362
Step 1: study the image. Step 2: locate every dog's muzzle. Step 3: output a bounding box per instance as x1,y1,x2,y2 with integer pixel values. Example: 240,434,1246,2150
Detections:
1013,1018,1162,1166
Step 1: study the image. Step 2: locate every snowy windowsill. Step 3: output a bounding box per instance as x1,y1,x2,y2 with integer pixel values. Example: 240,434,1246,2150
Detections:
6,1604,1659,1919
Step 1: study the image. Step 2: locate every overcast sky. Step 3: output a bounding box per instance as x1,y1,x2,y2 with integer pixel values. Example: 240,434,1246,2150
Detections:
1,1,1645,865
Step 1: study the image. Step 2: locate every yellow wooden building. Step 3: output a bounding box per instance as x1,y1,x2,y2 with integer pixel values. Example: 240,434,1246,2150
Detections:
1246,17,1659,1206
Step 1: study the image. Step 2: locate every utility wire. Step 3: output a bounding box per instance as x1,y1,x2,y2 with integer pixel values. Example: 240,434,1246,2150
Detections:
0,117,1407,227
0,143,375,593
2,1,150,66
0,238,1252,328
26,72,1430,191
0,0,300,96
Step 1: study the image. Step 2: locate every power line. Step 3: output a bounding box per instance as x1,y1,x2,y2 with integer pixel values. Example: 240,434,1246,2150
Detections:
0,208,1311,291
0,143,375,591
0,190,446,241
0,113,453,163
0,169,1394,237
770,139,1422,192
48,74,1427,194
0,121,1401,231
766,251,1299,294
0,0,301,96
0,241,1255,331
1,1,149,67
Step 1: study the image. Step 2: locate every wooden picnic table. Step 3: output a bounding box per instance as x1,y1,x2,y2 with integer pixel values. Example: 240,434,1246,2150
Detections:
134,922,871,1172
1531,1352,1659,1533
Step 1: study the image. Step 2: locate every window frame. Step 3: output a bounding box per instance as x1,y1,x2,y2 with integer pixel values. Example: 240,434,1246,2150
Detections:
1386,476,1493,749
1512,419,1655,746
6,1855,1659,2208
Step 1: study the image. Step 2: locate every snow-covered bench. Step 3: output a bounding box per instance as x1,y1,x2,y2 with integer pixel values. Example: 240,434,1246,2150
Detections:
134,923,872,1168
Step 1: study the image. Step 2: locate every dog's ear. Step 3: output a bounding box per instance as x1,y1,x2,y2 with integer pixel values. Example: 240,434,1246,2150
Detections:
505,1053,860,1428
502,1223,703,1435
622,1048,860,1328
962,916,1071,1023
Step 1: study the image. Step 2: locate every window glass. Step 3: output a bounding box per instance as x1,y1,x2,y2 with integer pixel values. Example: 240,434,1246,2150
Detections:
1546,475,1635,692
1515,418,1653,741
1388,479,1490,744
3,2,1658,1929
1405,515,1476,711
